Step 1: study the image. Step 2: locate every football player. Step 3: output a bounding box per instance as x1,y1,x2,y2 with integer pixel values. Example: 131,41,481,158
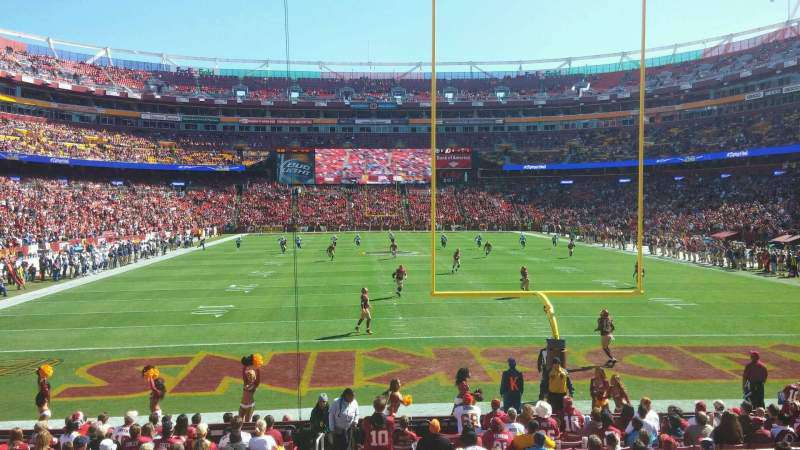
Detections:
595,309,617,365
520,266,530,291
452,248,461,273
393,265,407,297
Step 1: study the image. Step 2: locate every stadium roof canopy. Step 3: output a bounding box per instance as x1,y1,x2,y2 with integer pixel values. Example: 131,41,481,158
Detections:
1,18,800,78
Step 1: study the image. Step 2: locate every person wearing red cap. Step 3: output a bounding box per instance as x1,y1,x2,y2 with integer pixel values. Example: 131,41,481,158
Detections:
742,351,768,408
481,417,513,450
481,399,508,431
454,393,482,434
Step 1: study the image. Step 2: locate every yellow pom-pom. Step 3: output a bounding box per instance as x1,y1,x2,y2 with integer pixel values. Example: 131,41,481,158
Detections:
143,367,160,380
252,353,264,368
39,364,54,378
403,394,413,406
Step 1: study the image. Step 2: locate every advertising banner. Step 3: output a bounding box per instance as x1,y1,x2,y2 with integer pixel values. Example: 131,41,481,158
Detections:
502,144,800,171
0,151,245,172
240,118,312,125
436,147,472,169
140,112,181,122
277,149,315,184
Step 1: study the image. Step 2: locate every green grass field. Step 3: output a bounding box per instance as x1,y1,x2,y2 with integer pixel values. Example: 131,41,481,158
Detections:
0,231,798,422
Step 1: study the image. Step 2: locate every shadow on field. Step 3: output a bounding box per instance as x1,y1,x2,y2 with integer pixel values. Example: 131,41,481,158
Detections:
495,297,519,301
316,332,355,341
436,271,452,275
371,296,395,302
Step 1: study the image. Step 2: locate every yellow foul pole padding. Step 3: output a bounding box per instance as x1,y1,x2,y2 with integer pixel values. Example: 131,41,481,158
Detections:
536,291,560,340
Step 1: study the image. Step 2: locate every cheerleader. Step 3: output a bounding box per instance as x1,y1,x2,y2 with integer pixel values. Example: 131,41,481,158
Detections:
454,367,483,408
384,378,412,416
35,364,53,419
142,365,166,418
589,367,611,411
240,354,263,421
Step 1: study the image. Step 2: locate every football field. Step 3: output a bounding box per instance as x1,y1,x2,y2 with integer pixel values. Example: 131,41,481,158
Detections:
0,231,798,422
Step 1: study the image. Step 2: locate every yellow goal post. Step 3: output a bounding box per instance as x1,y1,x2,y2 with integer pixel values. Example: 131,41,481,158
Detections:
428,0,648,331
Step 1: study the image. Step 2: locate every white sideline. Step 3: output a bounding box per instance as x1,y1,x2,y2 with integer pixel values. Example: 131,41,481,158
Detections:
521,231,800,287
0,234,242,312
0,399,744,429
1,332,798,354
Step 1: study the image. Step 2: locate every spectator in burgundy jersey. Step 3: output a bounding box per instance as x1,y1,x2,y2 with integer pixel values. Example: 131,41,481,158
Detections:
392,416,418,449
743,351,769,408
362,396,396,450
4,428,29,450
481,399,507,431
481,417,513,450
120,425,142,450
748,417,773,445
416,420,453,450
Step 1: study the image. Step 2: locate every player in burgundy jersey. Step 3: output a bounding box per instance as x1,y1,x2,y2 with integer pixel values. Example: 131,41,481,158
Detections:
520,266,530,291
393,265,407,297
355,287,373,334
452,248,461,273
362,396,395,450
595,309,616,365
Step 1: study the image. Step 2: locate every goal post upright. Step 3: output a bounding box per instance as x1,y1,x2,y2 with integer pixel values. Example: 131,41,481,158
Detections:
430,0,438,297
429,0,646,314
636,0,647,294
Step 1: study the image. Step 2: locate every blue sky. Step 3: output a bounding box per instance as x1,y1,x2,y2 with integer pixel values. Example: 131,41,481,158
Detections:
1,0,795,69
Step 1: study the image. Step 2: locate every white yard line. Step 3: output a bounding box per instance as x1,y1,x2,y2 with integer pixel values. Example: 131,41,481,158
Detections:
0,235,243,311
1,332,797,354
0,399,745,429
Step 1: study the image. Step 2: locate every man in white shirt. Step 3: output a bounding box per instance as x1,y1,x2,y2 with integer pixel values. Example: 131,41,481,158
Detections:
59,421,80,450
454,393,482,434
218,416,252,448
329,388,359,450
247,420,277,450
506,408,526,436
112,411,138,442
625,398,659,438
